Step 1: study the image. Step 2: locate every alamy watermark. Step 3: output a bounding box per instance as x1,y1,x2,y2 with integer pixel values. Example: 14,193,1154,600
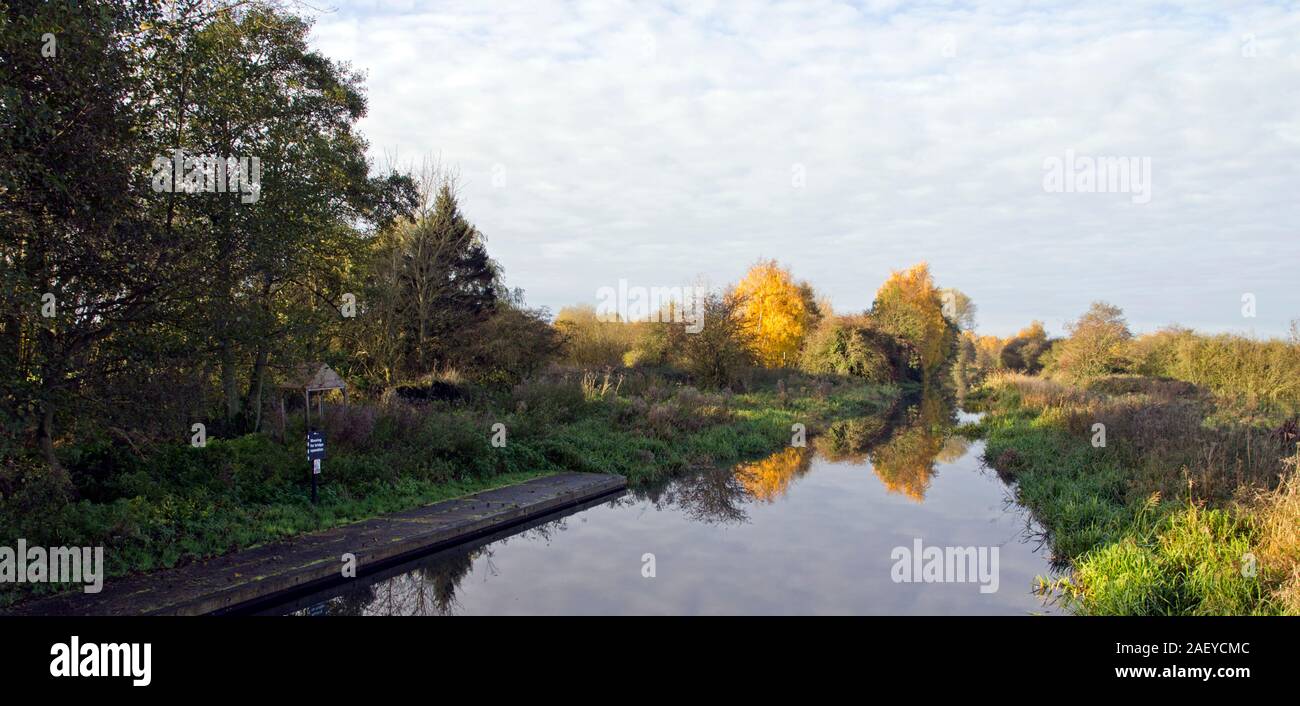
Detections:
151,149,261,203
50,636,151,687
1042,149,1151,204
0,540,104,593
890,539,999,594
596,279,706,333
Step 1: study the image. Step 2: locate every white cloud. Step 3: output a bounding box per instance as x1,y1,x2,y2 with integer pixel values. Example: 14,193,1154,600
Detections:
311,0,1300,336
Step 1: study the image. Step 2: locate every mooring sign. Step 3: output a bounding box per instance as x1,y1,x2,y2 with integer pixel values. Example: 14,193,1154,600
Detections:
306,430,325,504
307,430,326,463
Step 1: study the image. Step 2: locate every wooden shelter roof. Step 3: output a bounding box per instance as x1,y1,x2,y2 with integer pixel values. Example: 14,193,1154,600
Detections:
280,363,347,391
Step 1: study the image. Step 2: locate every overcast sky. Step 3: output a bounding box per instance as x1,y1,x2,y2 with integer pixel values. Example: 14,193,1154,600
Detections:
308,0,1299,338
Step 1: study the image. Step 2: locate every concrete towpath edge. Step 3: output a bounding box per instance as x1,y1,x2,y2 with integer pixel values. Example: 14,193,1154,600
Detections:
6,472,626,616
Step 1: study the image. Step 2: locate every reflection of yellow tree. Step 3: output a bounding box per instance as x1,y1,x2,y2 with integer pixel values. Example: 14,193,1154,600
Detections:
868,426,943,501
736,446,813,502
867,389,955,501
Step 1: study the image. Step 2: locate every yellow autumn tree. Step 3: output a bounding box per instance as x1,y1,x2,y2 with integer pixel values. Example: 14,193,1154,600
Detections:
870,262,955,380
973,333,1006,372
733,260,814,367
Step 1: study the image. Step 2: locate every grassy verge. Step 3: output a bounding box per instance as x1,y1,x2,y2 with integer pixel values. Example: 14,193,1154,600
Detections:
1,370,896,607
967,373,1298,615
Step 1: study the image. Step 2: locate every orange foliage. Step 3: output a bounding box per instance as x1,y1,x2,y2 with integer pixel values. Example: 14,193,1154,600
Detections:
867,391,950,501
871,262,954,379
736,446,813,502
733,260,814,368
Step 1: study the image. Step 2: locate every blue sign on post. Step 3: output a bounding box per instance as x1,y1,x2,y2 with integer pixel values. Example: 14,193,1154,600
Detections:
306,430,325,503
307,430,326,461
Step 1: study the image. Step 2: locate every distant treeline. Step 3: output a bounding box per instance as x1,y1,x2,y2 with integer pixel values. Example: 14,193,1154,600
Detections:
556,260,971,390
961,303,1300,415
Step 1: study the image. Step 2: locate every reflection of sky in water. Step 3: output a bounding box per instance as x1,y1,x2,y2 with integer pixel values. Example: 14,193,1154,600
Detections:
278,425,1059,616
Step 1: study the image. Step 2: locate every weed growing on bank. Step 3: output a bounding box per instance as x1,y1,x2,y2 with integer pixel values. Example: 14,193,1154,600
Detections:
970,374,1298,615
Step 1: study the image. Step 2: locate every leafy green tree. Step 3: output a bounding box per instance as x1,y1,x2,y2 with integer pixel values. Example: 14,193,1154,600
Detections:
165,4,415,430
0,0,179,474
1,0,417,476
448,293,563,385
363,167,499,381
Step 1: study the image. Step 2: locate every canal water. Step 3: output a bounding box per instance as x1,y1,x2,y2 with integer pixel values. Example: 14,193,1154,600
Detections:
268,395,1059,615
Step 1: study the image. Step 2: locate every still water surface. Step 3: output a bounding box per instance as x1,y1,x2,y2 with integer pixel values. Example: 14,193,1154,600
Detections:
268,399,1058,615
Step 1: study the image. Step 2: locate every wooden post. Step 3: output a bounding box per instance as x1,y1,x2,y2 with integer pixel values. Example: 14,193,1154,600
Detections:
279,395,286,440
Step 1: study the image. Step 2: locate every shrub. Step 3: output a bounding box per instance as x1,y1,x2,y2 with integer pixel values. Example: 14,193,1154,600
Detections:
369,399,424,446
999,321,1052,373
323,404,379,449
449,302,563,385
0,457,72,541
61,440,143,503
580,369,624,401
554,304,639,367
798,316,894,382
617,366,686,398
666,291,754,389
986,373,1288,502
392,380,466,405
510,377,586,421
1136,330,1300,414
621,385,730,438
1045,301,1133,380
623,323,673,367
1251,465,1299,614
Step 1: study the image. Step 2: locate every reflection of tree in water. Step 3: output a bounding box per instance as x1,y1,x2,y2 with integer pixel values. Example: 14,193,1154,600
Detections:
735,447,813,502
816,388,960,502
816,416,890,464
307,519,577,616
634,389,961,515
630,467,751,524
870,388,958,500
935,435,970,463
307,549,483,616
629,448,813,522
297,391,968,614
868,426,942,500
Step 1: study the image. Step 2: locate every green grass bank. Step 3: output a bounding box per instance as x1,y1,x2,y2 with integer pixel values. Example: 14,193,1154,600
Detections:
965,374,1298,615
